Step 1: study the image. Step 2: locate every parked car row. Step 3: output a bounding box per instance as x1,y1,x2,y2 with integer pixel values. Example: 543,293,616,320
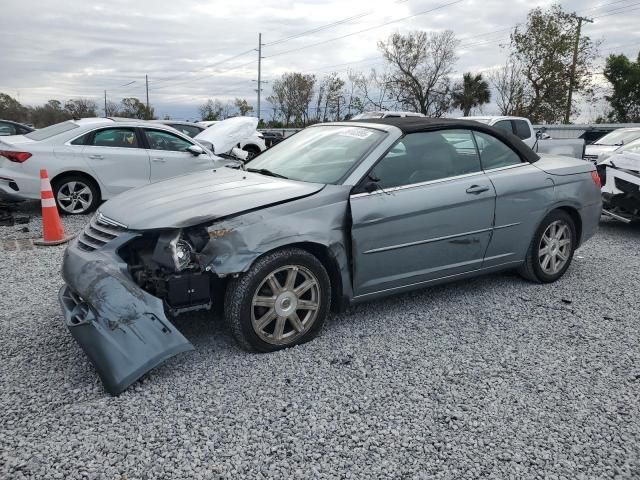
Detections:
0,119,34,136
0,117,256,213
583,127,640,162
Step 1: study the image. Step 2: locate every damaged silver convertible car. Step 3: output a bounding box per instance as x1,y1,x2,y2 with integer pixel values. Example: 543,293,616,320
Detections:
59,118,602,395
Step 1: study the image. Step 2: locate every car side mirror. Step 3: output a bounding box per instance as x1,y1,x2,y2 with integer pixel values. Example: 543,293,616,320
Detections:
355,173,381,194
187,145,204,156
198,140,214,151
364,180,379,193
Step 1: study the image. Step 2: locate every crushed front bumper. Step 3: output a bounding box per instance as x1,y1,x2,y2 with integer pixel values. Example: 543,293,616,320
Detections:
59,233,194,396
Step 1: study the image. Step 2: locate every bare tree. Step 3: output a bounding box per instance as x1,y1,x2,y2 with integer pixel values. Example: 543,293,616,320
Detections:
318,73,345,121
268,72,316,127
120,97,154,119
104,100,120,116
378,30,458,116
198,99,235,121
488,60,528,116
64,98,98,119
352,68,396,111
344,70,365,119
234,98,254,116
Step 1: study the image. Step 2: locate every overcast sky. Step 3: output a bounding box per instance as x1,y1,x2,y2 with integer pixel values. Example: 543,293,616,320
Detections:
1,0,638,120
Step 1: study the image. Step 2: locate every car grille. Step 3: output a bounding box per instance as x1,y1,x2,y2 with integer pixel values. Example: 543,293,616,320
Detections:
77,213,129,252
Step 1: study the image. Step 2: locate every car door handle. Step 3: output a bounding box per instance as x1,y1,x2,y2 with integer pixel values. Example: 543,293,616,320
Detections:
88,154,104,160
466,185,490,194
151,157,166,163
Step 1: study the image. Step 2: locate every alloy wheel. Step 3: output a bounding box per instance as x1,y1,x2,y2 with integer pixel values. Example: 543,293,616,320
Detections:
251,265,321,345
56,181,93,214
538,220,572,275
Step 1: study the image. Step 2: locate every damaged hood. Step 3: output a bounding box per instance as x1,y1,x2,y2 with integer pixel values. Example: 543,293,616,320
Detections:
584,144,619,157
194,117,258,154
600,152,640,172
99,167,325,230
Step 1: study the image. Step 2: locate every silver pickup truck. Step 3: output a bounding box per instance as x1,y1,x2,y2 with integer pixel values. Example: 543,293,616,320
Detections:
463,116,585,159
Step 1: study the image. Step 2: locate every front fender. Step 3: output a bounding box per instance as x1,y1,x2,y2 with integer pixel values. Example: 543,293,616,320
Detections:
201,186,354,302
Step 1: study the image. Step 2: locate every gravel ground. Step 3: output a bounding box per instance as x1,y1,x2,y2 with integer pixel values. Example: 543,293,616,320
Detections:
1,203,639,479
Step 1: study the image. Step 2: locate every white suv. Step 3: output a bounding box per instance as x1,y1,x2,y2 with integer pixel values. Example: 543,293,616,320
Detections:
0,118,236,214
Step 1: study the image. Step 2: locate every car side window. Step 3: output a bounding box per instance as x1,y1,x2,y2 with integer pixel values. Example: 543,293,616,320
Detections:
512,120,531,139
493,120,513,134
472,131,522,170
170,124,202,138
371,130,482,189
144,129,193,152
89,128,139,148
70,133,90,145
0,122,17,136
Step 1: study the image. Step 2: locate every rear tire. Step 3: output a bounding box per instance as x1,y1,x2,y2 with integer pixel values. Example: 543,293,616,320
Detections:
224,248,331,352
52,175,100,215
518,210,576,283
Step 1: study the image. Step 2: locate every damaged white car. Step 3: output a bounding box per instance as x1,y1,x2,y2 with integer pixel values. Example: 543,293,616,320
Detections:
598,151,640,223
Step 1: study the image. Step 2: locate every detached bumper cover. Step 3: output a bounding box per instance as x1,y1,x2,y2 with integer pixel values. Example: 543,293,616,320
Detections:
59,235,193,396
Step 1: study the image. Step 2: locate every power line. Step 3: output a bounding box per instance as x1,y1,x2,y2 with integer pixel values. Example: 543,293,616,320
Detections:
593,1,640,17
150,48,257,87
458,27,513,43
263,0,411,47
583,0,637,12
264,0,465,59
149,59,257,91
595,5,640,17
599,42,640,52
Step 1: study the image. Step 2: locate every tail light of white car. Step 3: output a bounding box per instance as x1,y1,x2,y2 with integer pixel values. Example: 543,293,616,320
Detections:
591,170,602,189
0,150,32,163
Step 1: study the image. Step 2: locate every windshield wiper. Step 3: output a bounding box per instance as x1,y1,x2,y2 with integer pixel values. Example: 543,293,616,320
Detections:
246,168,288,179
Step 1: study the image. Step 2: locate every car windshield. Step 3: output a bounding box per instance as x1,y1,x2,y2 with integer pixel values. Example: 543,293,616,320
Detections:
595,129,640,146
245,125,386,184
618,138,640,153
470,118,492,124
25,121,79,140
351,112,385,120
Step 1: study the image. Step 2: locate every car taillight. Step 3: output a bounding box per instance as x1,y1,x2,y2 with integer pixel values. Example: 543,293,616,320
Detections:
0,151,32,163
591,170,601,188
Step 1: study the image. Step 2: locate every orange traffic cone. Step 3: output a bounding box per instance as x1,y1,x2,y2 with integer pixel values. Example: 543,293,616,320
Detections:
33,169,73,246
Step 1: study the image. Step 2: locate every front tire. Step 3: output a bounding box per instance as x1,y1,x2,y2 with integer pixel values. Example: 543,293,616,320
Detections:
52,175,100,215
224,248,331,352
518,210,576,283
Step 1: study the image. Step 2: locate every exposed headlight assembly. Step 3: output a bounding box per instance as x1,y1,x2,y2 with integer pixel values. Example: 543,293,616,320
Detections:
152,231,194,272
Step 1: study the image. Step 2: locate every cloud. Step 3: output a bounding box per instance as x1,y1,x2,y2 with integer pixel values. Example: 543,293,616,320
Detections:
0,0,637,120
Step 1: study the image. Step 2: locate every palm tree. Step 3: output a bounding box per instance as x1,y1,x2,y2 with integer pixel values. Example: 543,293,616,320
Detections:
452,73,491,116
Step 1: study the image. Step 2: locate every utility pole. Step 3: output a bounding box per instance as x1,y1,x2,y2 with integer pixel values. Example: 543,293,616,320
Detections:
145,74,150,118
104,90,107,117
257,33,262,122
564,15,593,124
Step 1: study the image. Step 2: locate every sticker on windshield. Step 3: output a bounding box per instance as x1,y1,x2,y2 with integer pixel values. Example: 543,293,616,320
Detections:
338,127,374,139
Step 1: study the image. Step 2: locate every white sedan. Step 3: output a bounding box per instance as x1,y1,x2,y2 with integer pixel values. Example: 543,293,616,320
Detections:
0,117,253,214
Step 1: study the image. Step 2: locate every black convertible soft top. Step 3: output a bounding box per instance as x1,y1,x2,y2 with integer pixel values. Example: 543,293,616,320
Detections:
353,117,540,164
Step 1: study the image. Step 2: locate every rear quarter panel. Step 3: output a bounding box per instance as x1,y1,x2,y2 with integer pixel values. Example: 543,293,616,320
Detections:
533,153,601,246
546,170,601,246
